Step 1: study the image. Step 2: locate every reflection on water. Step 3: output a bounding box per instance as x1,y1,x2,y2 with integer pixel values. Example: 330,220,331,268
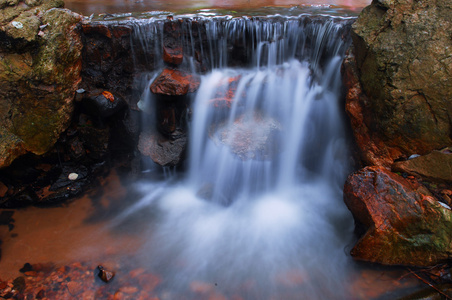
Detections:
65,0,371,15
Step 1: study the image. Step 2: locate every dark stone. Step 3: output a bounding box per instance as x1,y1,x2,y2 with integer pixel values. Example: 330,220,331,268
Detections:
19,263,33,273
97,265,115,283
82,90,127,120
12,276,25,292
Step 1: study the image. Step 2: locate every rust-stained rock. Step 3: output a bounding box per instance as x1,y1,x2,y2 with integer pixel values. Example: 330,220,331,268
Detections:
150,68,200,96
138,131,186,167
392,149,452,184
344,166,452,266
345,0,452,165
341,50,402,167
162,19,183,65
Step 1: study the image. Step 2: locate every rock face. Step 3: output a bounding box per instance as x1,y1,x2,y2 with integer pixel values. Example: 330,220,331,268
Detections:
344,166,452,266
342,0,452,267
0,0,82,168
344,0,452,166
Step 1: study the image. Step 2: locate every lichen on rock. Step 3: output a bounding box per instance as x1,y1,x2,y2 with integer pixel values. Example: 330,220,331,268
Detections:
0,0,82,168
345,0,452,165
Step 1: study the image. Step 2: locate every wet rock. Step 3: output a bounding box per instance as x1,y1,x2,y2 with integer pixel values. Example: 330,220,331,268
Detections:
341,50,401,167
66,281,83,296
50,165,88,191
0,181,8,197
163,20,183,65
138,131,186,167
150,68,200,96
344,166,452,266
12,276,25,292
392,149,452,184
345,0,452,165
82,90,127,120
0,3,82,168
19,263,33,273
0,128,28,169
97,266,115,283
396,283,452,300
209,75,242,109
211,113,281,160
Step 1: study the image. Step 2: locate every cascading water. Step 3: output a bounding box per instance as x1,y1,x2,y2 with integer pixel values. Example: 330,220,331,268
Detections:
121,14,358,299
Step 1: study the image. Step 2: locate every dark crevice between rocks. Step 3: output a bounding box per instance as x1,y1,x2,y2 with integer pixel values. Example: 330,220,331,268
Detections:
0,90,139,208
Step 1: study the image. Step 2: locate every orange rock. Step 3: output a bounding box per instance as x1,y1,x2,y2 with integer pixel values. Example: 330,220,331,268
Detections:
24,271,38,277
102,91,115,102
150,69,200,96
344,166,452,266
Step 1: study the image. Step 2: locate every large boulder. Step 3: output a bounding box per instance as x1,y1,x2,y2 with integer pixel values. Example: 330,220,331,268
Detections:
344,0,452,166
344,166,452,266
0,0,82,168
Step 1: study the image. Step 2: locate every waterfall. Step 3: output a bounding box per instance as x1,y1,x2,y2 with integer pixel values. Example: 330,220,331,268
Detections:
122,14,357,300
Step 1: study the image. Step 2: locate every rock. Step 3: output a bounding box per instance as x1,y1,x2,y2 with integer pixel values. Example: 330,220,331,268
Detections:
209,75,242,109
0,3,82,168
82,90,127,119
345,0,452,165
12,276,25,292
0,129,27,170
68,173,79,181
150,68,200,96
211,113,281,160
342,50,402,167
163,20,183,65
396,283,452,300
0,181,7,197
138,131,186,167
344,166,452,266
97,266,115,283
392,149,452,183
66,281,83,296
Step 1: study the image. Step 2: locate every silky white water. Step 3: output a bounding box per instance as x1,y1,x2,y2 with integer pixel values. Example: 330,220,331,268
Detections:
119,15,357,299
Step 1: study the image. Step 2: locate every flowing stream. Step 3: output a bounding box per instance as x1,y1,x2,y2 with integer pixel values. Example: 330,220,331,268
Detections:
119,14,359,299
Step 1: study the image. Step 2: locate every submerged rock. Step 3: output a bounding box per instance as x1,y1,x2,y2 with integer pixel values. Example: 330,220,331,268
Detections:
344,0,452,166
138,131,186,167
344,166,452,266
211,113,281,160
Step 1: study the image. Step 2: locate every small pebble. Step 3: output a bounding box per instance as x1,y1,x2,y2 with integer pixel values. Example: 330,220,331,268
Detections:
68,173,79,181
